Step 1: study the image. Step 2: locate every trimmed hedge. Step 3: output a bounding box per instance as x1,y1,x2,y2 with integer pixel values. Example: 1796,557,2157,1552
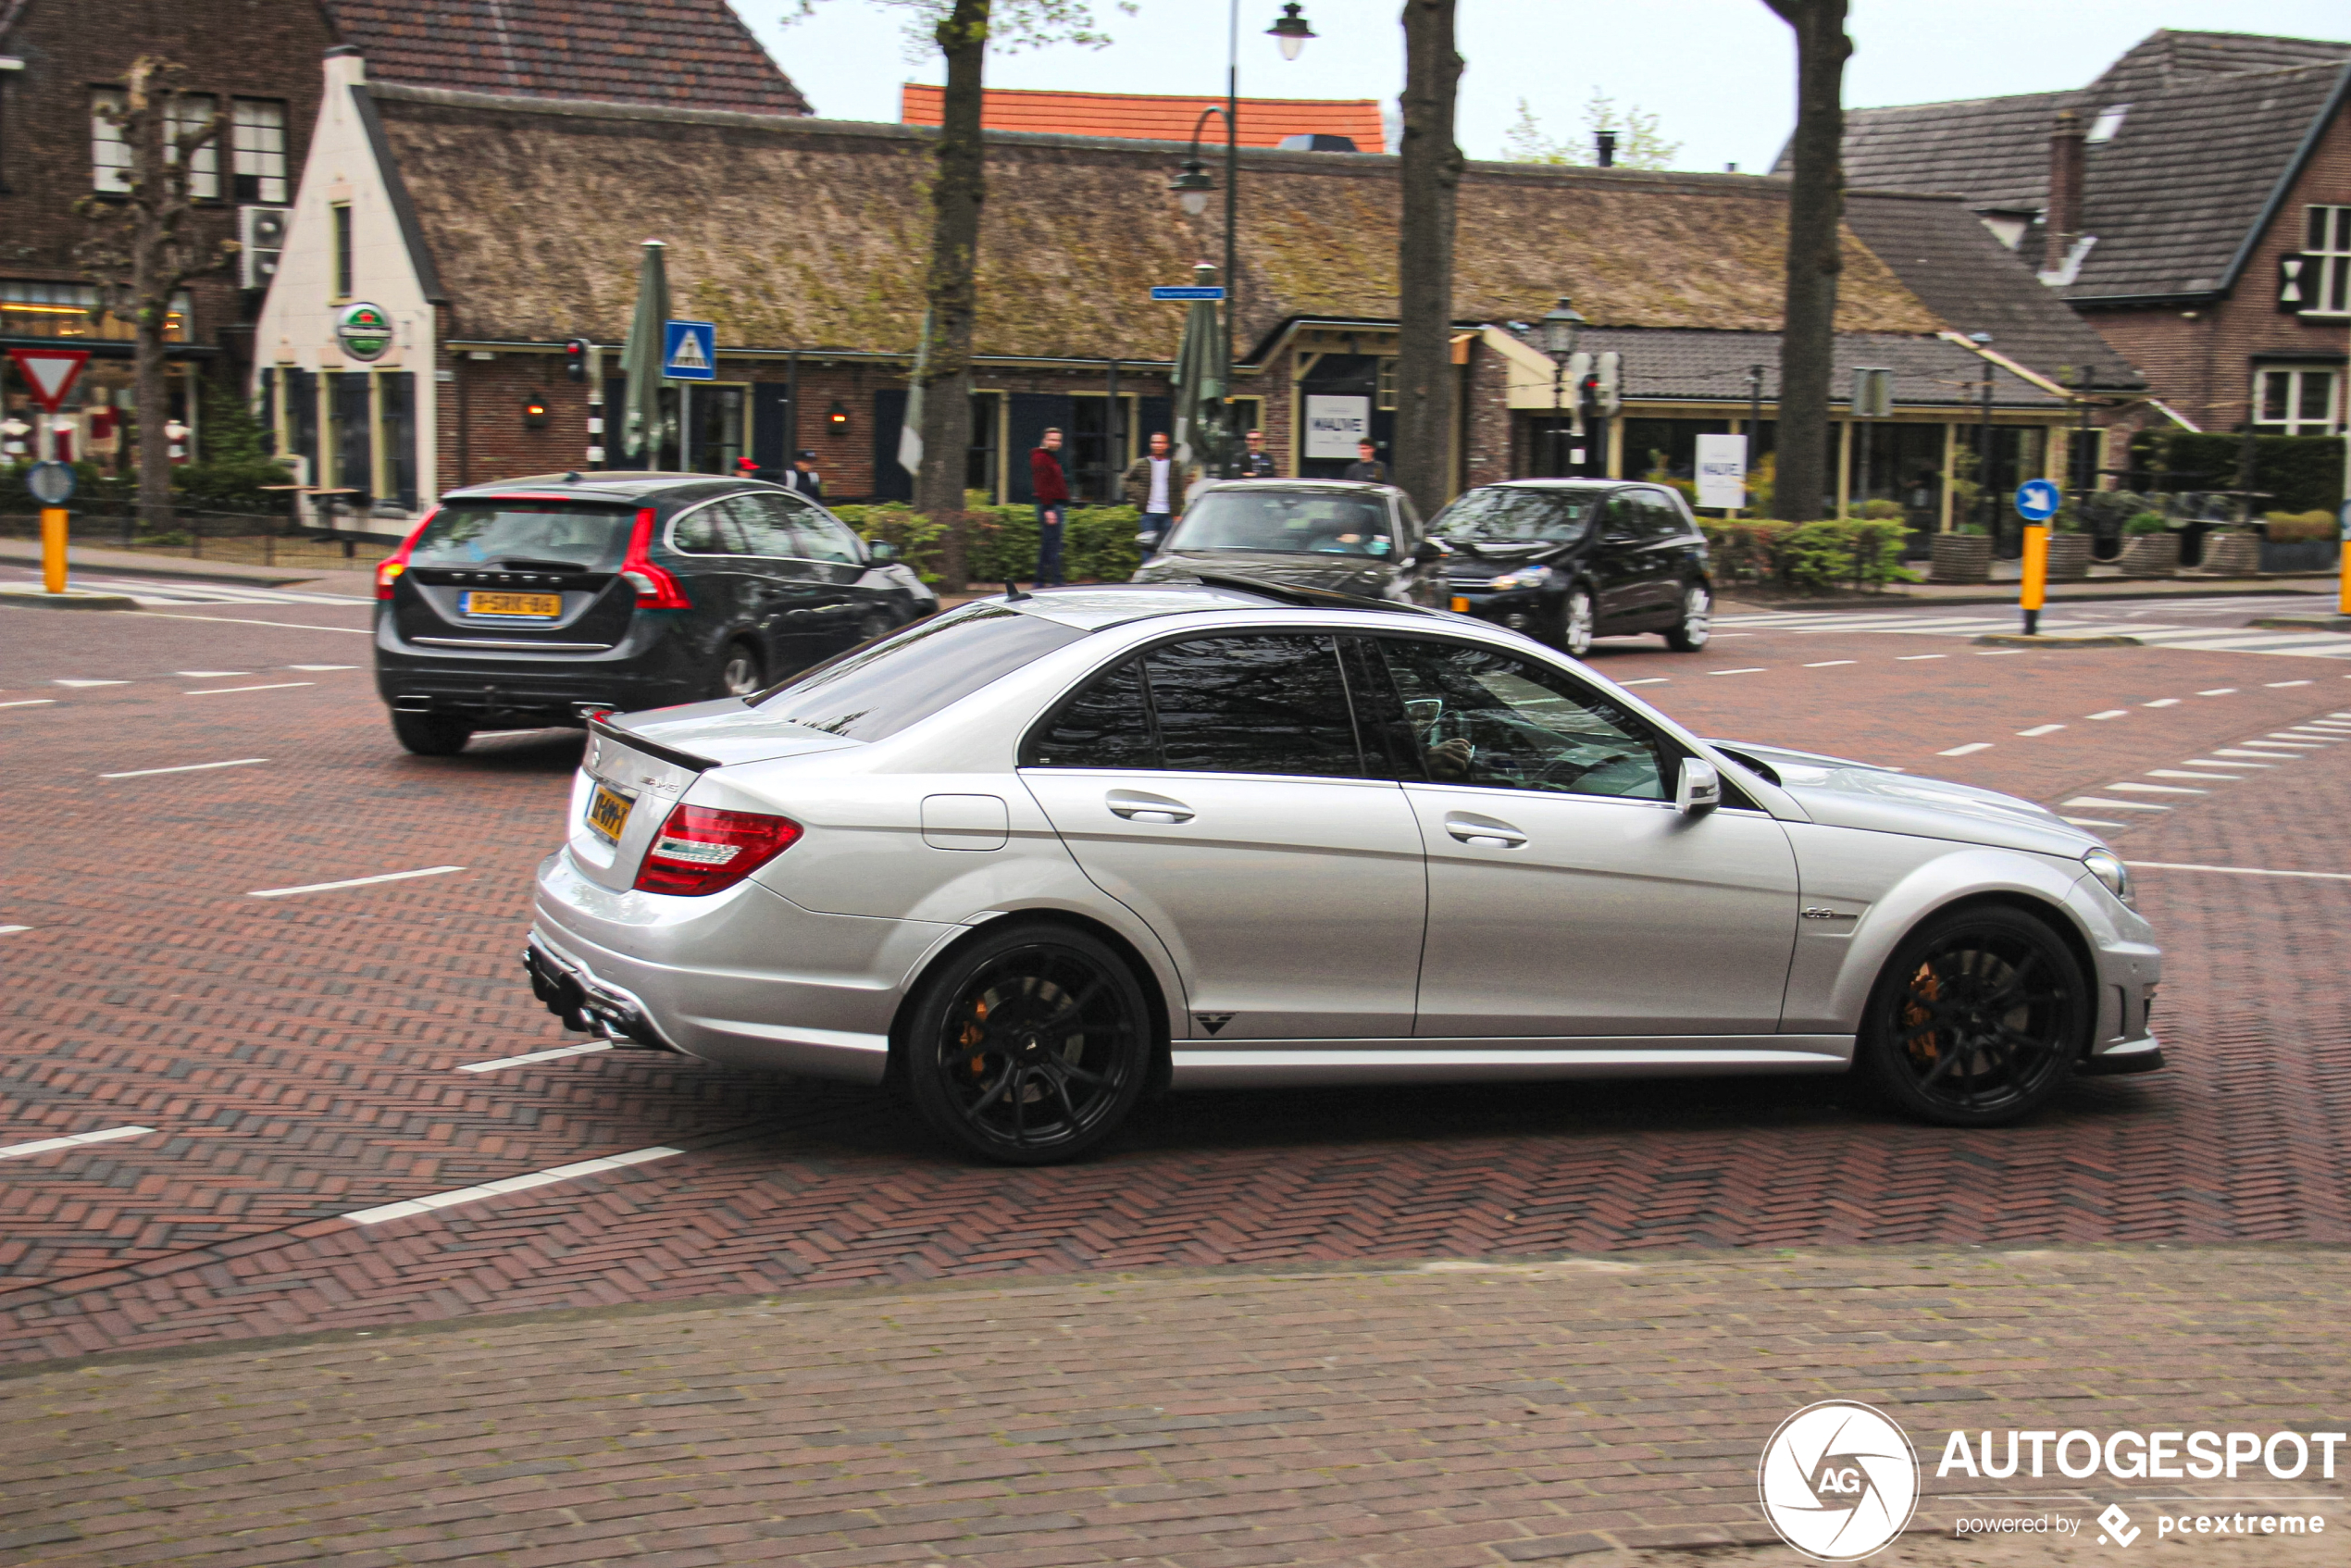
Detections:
2131,431,2345,513
1698,518,1917,593
828,502,1146,587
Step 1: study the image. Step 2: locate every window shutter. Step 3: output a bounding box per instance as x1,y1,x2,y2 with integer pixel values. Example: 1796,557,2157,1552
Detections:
2277,253,2314,315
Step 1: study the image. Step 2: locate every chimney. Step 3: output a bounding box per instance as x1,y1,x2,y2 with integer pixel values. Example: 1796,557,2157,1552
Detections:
1595,130,1617,168
2045,106,2085,275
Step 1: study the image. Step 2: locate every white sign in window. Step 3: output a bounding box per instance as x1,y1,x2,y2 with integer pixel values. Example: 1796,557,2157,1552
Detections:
1303,394,1370,460
1695,433,1748,511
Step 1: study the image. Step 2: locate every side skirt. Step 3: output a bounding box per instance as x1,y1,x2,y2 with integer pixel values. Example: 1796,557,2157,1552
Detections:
1169,1035,1855,1089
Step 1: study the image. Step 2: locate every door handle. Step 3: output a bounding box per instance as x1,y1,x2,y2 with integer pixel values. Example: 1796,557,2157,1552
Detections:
1107,789,1193,825
1444,813,1526,847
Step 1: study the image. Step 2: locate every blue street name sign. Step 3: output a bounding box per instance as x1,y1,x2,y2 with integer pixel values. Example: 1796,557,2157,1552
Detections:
662,318,716,380
1150,286,1226,301
2014,478,2061,521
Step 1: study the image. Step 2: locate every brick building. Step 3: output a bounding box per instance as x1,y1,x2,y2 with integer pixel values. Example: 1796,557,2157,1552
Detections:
0,0,802,469
1809,28,2351,467
253,55,2119,539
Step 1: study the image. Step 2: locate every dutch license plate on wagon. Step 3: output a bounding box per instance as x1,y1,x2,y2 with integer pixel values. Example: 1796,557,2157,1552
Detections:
464,591,562,617
585,781,636,845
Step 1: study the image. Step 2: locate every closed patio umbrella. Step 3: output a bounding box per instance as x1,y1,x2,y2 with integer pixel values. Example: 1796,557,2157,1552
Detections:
1170,291,1227,483
619,240,671,467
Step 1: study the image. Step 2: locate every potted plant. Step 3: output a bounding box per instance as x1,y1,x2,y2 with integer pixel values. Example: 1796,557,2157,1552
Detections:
1930,524,1994,584
2197,528,2261,578
2045,510,2094,581
2261,510,2341,574
2115,512,2179,576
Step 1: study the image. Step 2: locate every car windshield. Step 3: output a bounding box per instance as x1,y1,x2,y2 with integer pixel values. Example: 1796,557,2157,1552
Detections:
410,502,637,571
1432,489,1598,545
750,602,1086,742
1165,491,1394,556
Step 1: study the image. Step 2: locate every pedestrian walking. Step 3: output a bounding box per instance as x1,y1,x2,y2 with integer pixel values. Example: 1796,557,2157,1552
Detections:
1342,439,1388,484
779,450,825,501
1123,431,1198,557
1030,427,1071,586
1238,429,1279,478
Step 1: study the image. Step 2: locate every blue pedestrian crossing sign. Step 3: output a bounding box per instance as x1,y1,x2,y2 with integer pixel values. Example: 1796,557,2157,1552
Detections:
2014,479,2061,521
662,319,716,380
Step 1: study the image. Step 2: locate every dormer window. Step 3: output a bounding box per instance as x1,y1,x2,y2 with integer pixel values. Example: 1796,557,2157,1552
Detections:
2086,105,2128,143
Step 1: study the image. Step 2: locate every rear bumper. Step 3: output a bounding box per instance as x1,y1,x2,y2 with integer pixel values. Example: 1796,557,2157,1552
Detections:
377,609,702,721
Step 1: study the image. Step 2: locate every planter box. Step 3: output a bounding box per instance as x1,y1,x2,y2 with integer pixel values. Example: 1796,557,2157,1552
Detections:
1930,533,1994,584
2261,539,2340,574
2197,532,2262,578
2046,532,2093,581
2116,533,2180,577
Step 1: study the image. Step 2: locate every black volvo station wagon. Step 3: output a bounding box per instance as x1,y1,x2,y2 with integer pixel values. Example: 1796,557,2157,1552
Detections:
373,472,936,755
1431,480,1712,656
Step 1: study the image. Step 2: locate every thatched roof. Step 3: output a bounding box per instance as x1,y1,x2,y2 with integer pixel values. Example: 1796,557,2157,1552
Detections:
372,85,1944,361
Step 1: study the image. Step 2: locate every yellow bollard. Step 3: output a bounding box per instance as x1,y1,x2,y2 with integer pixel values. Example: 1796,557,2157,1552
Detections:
41,507,68,595
2338,506,2349,618
2021,522,2048,637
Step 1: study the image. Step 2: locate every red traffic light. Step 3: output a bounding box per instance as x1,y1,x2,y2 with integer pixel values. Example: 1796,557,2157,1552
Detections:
563,338,590,381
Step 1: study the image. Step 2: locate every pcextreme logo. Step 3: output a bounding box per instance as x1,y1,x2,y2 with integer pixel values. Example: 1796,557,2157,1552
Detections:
1758,1400,1922,1561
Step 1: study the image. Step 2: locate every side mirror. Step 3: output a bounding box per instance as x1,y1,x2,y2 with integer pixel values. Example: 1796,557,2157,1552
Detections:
1675,757,1722,815
1411,538,1448,565
868,540,897,564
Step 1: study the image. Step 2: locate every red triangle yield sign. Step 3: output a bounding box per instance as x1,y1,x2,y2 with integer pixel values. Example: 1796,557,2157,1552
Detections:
7,348,93,413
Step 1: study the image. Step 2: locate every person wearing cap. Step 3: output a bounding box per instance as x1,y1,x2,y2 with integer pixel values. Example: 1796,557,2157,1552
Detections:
779,451,824,501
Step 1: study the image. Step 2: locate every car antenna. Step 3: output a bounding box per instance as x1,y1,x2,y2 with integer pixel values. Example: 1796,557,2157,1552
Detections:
1002,579,1032,602
564,470,581,482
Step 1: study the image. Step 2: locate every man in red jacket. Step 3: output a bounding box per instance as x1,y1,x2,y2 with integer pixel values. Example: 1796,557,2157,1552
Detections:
1029,427,1071,587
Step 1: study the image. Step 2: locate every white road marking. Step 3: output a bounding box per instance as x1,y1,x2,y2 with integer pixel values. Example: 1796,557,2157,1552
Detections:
457,1041,616,1074
2238,740,2319,750
53,679,126,688
1897,654,1946,661
174,670,248,678
125,613,370,634
2127,862,2351,883
342,1146,683,1226
1938,742,1993,756
100,757,269,779
2186,758,2270,767
1803,660,1855,667
2089,710,2129,720
0,699,57,709
2265,680,2314,688
0,925,29,934
1975,650,2024,656
1709,667,1768,677
2198,689,2238,695
2062,797,2171,812
2267,732,2336,742
1618,677,1669,686
0,1126,155,1161
2212,749,2296,761
287,664,358,671
186,681,314,696
2061,817,2128,828
248,865,465,898
2107,782,2205,795
2147,770,2241,781
2142,699,2180,707
2017,724,2065,737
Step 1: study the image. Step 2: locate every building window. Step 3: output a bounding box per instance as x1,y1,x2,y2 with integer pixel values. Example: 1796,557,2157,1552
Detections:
231,99,288,204
93,90,131,192
0,280,188,341
171,93,219,199
2086,104,2128,143
1375,358,1398,411
2254,367,2340,436
332,203,353,299
2307,205,2351,316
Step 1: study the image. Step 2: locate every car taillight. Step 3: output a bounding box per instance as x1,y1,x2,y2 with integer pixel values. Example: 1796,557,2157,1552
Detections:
632,803,802,896
376,507,438,600
620,505,690,609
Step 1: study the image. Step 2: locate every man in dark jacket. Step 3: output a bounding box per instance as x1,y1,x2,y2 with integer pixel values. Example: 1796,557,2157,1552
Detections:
1029,428,1070,587
1342,438,1388,484
1238,429,1279,478
778,451,824,501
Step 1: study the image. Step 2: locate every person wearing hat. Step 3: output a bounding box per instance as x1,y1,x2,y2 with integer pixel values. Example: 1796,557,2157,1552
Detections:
779,451,824,501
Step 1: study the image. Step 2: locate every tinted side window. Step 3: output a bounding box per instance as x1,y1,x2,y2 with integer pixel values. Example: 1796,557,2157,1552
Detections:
723,494,794,557
780,498,864,564
1026,656,1157,768
1143,635,1363,778
1638,492,1685,540
752,603,1085,741
1600,495,1641,542
671,501,747,556
1374,637,1671,800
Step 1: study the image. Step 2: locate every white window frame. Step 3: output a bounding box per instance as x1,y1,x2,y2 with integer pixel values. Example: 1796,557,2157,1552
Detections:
231,97,288,205
92,89,130,193
2252,366,2341,437
171,93,219,201
2306,205,2350,317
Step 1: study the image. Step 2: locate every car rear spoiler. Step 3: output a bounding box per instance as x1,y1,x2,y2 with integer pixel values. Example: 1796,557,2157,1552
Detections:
587,715,716,775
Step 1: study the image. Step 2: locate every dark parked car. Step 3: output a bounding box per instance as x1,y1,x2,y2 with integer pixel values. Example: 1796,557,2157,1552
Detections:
374,471,936,754
1128,479,1446,605
1430,480,1711,655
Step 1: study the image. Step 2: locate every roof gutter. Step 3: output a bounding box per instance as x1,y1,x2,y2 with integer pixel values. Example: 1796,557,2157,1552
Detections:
442,340,1176,372
2217,58,2351,295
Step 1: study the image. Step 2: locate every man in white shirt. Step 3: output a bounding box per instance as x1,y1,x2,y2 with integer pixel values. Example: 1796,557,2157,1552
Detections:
1122,431,1197,557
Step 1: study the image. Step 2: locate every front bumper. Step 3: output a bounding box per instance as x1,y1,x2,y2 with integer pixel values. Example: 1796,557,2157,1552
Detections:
1442,581,1557,631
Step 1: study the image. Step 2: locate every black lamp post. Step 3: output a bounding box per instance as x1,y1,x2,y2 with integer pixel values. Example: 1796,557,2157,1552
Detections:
1164,2,1313,474
1540,295,1586,478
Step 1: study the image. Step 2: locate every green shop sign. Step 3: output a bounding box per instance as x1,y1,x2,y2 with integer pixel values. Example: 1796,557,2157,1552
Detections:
336,302,394,361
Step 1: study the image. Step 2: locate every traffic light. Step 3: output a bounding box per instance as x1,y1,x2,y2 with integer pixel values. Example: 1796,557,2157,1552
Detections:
564,338,590,381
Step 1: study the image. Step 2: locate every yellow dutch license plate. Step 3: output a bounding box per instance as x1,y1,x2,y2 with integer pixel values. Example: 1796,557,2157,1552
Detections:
585,781,635,845
465,591,563,617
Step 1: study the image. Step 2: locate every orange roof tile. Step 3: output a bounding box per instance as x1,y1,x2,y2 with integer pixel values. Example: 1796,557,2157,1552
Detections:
900,84,1384,154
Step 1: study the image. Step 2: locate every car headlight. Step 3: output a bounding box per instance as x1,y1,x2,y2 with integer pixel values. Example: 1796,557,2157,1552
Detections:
1488,566,1552,591
2083,847,2134,907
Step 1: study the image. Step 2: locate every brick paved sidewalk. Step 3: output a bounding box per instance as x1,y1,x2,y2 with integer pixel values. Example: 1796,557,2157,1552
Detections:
5,1249,2344,1567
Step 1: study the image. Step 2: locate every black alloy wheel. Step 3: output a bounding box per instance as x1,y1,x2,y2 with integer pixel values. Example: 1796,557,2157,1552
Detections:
902,924,1152,1164
1663,581,1712,652
391,711,473,756
1860,906,2087,1126
715,639,765,700
1559,584,1597,658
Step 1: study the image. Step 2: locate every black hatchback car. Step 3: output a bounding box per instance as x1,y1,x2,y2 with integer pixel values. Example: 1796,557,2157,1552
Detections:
1127,479,1447,605
1429,480,1711,656
374,472,937,754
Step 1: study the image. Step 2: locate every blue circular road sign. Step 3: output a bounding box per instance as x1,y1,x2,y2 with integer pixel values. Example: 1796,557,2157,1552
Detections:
26,460,76,506
2014,479,2061,521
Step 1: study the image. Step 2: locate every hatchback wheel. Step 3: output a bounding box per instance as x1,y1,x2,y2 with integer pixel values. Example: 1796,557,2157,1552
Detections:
715,639,764,699
1559,584,1596,658
391,711,472,756
1860,906,2087,1126
1663,582,1711,651
902,924,1152,1164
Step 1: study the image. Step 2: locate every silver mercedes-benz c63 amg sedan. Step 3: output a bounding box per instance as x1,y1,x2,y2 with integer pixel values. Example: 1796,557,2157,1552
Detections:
527,581,2162,1164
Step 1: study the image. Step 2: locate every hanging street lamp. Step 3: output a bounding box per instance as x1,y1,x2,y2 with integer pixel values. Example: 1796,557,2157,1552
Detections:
1540,295,1587,477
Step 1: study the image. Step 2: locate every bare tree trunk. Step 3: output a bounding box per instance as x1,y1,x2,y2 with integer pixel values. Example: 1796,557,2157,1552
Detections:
130,60,174,534
914,0,989,591
1764,0,1849,523
1395,0,1463,517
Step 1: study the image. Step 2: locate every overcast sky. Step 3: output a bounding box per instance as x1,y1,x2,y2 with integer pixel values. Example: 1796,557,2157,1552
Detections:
743,1,2347,171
